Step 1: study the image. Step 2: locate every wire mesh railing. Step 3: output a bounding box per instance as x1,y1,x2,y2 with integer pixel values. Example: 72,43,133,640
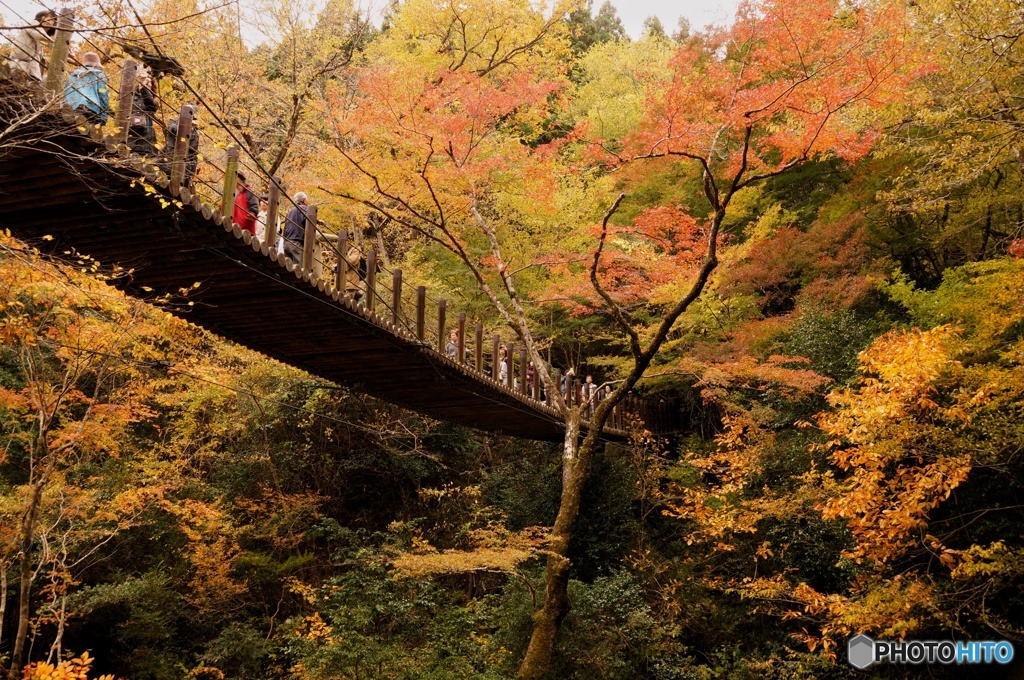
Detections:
0,7,680,436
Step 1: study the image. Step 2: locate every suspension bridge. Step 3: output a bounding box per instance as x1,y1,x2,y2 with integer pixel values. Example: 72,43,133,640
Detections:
0,33,681,442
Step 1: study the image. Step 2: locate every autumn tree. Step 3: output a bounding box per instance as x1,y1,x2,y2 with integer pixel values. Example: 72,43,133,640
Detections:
312,0,918,674
0,238,178,676
641,16,666,40
564,0,627,55
879,0,1023,273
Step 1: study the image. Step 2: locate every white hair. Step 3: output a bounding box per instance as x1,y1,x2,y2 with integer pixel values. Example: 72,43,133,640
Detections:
294,192,308,205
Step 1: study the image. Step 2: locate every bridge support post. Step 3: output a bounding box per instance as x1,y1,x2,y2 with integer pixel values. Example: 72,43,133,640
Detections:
416,287,426,340
365,248,377,311
45,9,74,95
457,313,466,364
491,334,500,380
302,204,318,274
266,177,282,250
115,61,138,145
169,104,194,194
436,300,446,352
221,147,239,221
392,270,402,327
506,342,515,389
519,347,527,395
334,230,348,291
475,323,483,372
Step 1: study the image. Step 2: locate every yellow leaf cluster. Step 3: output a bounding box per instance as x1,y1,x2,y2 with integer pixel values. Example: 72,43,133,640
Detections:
21,652,117,680
818,326,972,564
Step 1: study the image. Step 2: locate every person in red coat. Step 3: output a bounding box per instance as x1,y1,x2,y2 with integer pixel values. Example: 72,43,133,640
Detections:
233,172,259,235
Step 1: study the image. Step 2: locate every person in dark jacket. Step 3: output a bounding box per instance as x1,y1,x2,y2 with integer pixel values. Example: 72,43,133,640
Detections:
283,192,309,263
127,67,158,155
561,367,575,397
64,52,110,125
232,172,259,235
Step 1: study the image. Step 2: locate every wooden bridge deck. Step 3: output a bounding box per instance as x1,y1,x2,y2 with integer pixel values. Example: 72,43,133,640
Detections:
0,75,678,442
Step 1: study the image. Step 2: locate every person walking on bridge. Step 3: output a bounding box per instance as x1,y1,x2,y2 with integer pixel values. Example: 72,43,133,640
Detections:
498,345,509,384
583,374,597,416
446,329,459,360
343,237,363,300
233,172,258,236
283,192,309,264
64,52,110,125
127,67,158,155
9,10,55,81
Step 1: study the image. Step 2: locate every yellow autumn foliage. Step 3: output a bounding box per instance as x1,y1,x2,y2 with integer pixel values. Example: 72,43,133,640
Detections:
391,525,547,578
21,652,116,680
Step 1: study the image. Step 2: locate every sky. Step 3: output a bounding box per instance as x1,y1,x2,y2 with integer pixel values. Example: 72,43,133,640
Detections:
1,0,741,41
614,0,740,37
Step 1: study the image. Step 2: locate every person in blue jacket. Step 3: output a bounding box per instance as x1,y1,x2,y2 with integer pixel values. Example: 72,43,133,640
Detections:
63,52,110,125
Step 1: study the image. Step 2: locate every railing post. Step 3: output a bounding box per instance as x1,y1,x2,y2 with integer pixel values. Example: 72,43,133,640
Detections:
45,9,74,95
475,323,483,372
457,313,466,364
532,363,539,400
491,334,500,380
507,342,515,389
169,104,194,194
416,287,426,340
575,379,582,409
392,270,403,326
334,229,348,290
303,205,318,274
266,177,282,250
553,368,561,404
436,300,446,352
115,60,138,144
221,147,239,220
519,348,528,395
365,248,377,311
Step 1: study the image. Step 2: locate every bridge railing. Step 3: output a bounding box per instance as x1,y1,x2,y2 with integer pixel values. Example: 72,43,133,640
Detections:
1,11,680,437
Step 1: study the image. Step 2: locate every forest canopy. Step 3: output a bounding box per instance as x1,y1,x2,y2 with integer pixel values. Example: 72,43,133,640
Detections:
2,0,1024,677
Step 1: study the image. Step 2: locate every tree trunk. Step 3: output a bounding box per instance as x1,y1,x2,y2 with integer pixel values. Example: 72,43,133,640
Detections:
10,550,34,678
0,560,7,650
10,479,45,677
519,416,583,679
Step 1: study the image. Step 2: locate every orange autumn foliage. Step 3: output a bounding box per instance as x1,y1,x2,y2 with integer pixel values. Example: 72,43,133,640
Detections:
818,326,972,564
617,0,918,173
544,204,706,312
